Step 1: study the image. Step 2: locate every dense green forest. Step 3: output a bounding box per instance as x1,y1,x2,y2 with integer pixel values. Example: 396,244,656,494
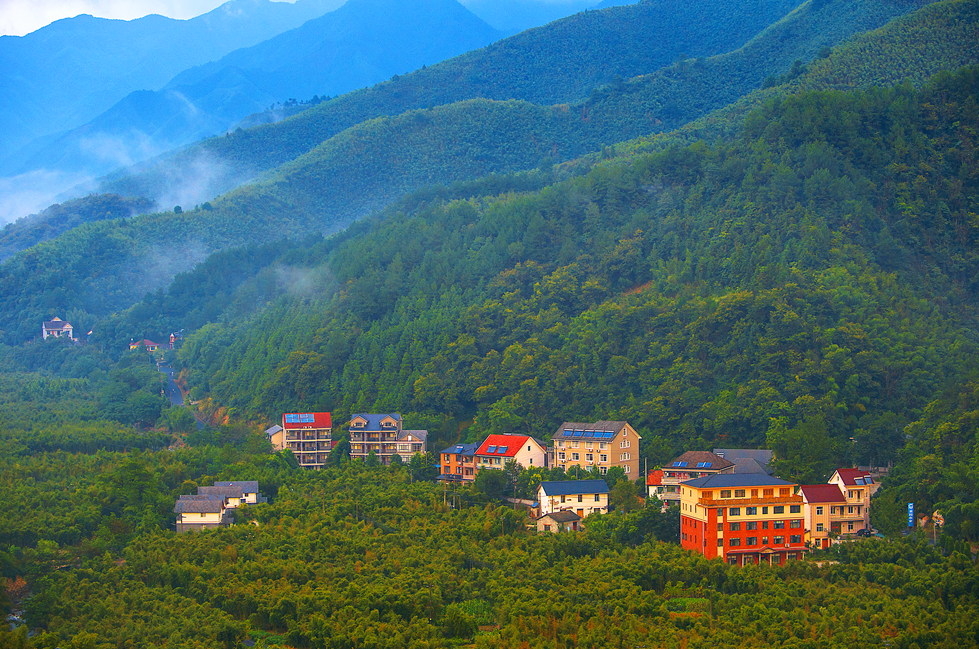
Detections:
0,0,973,351
165,67,978,477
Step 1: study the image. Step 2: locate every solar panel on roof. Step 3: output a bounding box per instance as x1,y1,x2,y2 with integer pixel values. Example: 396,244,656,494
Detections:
300,413,315,422
285,414,299,423
865,477,874,484
855,477,865,485
563,429,573,436
604,432,614,438
678,462,688,468
487,445,497,453
498,446,508,454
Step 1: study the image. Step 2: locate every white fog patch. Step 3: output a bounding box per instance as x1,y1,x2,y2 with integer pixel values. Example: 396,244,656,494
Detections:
275,264,339,300
0,169,96,225
149,149,258,213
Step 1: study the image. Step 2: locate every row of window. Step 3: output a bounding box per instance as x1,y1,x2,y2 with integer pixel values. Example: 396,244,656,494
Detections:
558,452,609,463
721,505,801,516
726,535,802,546
559,494,603,503
556,441,610,449
814,505,861,515
724,520,801,531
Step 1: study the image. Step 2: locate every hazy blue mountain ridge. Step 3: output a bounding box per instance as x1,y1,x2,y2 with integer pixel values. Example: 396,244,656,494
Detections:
0,0,345,171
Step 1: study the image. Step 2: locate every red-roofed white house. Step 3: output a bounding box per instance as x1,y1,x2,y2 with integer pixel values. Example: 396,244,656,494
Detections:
475,433,545,471
829,468,880,533
800,483,848,549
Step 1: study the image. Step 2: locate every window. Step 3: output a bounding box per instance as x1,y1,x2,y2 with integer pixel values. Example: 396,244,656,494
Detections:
774,521,785,529
729,522,741,531
729,538,741,547
816,523,824,532
729,508,740,516
762,521,769,530
762,537,768,545
746,522,757,530
780,488,790,496
774,536,785,544
772,555,782,564
763,489,773,497
746,537,757,546
717,539,723,547
848,506,854,514
703,491,713,500
734,490,746,498
572,453,579,461
830,506,835,514
720,490,732,498
595,494,600,502
773,506,784,514
790,505,801,514
717,523,723,531
557,440,564,447
559,452,566,460
578,494,583,503
625,465,631,474
600,455,607,463
586,454,593,462
586,443,593,450
544,525,551,532
816,506,823,515
848,522,854,531
790,535,802,544
561,496,566,503
746,507,757,515
751,490,758,498
790,520,802,529
762,507,768,514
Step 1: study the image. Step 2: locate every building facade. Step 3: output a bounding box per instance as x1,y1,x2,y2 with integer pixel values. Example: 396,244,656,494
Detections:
348,413,428,465
538,480,610,518
279,412,333,469
679,474,807,566
42,317,74,340
800,483,848,549
548,421,641,477
440,442,479,482
536,510,582,533
828,468,880,534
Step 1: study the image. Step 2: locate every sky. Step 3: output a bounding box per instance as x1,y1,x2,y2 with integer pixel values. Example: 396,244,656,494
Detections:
1,0,240,36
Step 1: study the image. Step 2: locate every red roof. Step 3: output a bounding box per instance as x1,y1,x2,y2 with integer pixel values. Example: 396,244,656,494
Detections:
475,434,534,458
282,412,332,430
833,468,872,486
800,484,846,503
647,469,664,486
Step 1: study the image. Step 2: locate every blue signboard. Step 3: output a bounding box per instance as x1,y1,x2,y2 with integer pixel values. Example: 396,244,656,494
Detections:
908,502,915,528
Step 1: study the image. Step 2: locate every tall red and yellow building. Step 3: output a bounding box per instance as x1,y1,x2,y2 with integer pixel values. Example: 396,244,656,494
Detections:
680,474,807,566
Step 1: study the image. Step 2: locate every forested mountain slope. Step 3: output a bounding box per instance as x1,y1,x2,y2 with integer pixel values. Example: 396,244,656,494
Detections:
0,0,344,171
163,67,979,481
0,195,155,263
0,0,962,348
17,0,505,181
97,0,807,204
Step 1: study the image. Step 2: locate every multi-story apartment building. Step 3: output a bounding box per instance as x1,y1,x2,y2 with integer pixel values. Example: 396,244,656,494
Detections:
548,421,641,477
538,480,610,518
439,442,479,482
475,433,546,471
679,474,807,566
658,451,735,507
828,468,880,534
348,413,428,465
278,412,332,469
800,483,848,549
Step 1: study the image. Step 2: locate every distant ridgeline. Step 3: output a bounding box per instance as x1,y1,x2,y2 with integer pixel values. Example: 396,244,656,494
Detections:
0,0,971,348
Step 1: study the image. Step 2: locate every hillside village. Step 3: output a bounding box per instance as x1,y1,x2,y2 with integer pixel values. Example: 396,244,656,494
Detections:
177,409,889,568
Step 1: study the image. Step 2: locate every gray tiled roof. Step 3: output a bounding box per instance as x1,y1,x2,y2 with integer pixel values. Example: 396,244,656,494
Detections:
350,413,402,429
541,510,581,523
199,481,259,498
713,448,773,466
400,429,428,442
732,458,772,475
440,442,479,456
174,495,225,513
